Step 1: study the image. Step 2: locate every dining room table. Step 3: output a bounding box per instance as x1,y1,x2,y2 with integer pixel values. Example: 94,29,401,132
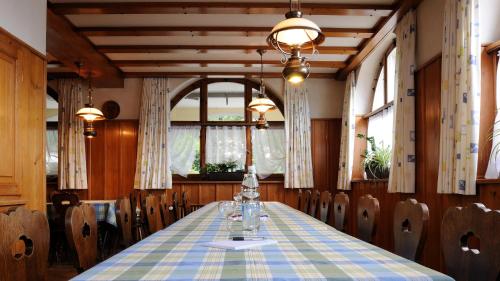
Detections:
71,201,453,281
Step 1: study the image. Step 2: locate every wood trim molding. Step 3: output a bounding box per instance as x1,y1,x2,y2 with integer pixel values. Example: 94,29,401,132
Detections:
113,60,346,69
51,2,395,16
0,27,46,60
485,40,500,54
124,72,334,79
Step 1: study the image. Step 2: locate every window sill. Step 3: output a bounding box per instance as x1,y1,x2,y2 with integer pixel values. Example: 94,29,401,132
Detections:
476,178,500,186
172,174,284,184
351,178,389,183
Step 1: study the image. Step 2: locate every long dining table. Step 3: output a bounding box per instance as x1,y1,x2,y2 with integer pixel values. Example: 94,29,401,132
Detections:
72,202,452,281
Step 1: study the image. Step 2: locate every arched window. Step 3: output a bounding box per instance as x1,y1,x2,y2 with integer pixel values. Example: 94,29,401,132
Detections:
366,44,397,150
170,78,285,177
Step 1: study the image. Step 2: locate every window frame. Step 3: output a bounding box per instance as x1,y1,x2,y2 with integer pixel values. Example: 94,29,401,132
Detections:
364,41,396,119
171,78,285,176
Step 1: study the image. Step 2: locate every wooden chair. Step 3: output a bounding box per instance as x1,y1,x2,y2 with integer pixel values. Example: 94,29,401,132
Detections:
49,192,79,264
441,203,500,281
333,192,349,231
308,190,320,217
115,197,133,247
297,189,302,210
145,194,163,234
171,192,179,222
318,191,332,223
65,204,98,272
356,194,379,243
393,198,429,261
300,190,311,214
0,207,50,281
180,191,188,218
190,204,205,213
159,193,170,228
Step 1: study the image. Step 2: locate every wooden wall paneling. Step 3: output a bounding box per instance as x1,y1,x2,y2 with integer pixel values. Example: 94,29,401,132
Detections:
0,29,46,211
352,117,368,180
105,121,121,199
86,122,106,199
199,184,216,204
266,183,285,202
119,120,139,198
283,189,298,208
215,184,234,201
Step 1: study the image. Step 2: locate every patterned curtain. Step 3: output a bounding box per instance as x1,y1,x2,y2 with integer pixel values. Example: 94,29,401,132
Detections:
337,72,356,190
57,79,88,190
284,83,314,189
134,78,172,190
388,10,416,193
485,52,500,178
438,0,481,195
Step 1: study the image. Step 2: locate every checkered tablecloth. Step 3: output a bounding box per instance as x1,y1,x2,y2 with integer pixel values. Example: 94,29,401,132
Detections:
72,202,452,281
88,201,117,227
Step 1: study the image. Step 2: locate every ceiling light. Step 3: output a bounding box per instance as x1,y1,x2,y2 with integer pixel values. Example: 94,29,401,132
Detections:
282,49,310,84
255,113,270,130
76,72,104,122
83,122,97,139
247,49,277,114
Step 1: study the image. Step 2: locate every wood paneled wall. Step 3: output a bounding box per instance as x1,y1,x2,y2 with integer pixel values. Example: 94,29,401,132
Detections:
0,28,46,212
59,118,341,202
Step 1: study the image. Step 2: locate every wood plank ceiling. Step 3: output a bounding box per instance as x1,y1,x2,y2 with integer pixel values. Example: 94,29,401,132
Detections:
46,0,414,87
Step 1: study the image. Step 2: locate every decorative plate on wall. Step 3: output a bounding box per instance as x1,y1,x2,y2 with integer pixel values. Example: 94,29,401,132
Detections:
102,100,120,119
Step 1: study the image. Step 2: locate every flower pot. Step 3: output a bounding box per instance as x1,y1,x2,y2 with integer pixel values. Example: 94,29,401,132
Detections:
364,166,390,180
204,171,244,181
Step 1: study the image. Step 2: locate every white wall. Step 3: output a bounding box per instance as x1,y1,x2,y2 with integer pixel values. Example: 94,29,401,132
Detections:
0,0,46,54
92,77,345,120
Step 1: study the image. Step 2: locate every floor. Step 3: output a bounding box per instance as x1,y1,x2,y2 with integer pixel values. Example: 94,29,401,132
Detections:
47,264,78,281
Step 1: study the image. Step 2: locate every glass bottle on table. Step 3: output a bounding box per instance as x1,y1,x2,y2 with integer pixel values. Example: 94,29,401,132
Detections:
241,165,260,234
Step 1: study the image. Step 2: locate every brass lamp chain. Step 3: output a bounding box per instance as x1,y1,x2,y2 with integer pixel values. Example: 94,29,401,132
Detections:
87,72,94,106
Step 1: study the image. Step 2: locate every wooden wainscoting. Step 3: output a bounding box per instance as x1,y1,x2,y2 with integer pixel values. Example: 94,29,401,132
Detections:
52,118,341,202
0,28,46,212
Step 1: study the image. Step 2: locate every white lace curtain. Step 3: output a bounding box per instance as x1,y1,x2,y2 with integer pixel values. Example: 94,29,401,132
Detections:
206,126,246,169
134,78,172,190
284,83,314,189
485,52,500,179
57,79,88,190
388,10,416,193
46,128,58,176
367,106,394,149
252,127,285,178
170,126,200,177
437,0,481,195
337,72,356,190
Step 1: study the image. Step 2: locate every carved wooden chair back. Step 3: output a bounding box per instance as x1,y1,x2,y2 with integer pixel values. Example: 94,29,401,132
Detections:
300,190,312,214
190,204,205,213
51,192,79,228
115,197,133,247
333,192,349,232
65,204,98,272
0,207,50,281
145,194,163,234
308,190,321,217
393,198,429,261
318,191,332,223
180,191,189,218
171,192,179,222
159,193,170,228
356,194,380,243
441,203,500,281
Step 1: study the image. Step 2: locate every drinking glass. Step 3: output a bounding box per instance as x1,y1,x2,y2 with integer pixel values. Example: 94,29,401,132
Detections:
218,201,235,218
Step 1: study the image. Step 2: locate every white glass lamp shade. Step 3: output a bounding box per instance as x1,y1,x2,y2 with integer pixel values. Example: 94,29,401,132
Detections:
76,106,104,121
267,16,325,50
248,97,277,113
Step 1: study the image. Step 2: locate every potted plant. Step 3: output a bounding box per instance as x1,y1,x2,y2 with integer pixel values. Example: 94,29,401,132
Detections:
202,160,244,181
357,134,391,179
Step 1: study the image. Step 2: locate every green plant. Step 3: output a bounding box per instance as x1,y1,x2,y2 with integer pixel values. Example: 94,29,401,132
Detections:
202,160,239,173
357,134,391,179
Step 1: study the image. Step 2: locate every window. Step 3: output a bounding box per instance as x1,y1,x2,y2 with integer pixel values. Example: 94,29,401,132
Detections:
46,93,58,177
366,45,397,149
170,79,285,178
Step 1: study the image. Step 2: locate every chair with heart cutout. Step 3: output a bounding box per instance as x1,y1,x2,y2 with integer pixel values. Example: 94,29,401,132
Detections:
65,204,98,273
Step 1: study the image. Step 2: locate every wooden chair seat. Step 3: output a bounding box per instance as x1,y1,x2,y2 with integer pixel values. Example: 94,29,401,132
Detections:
0,207,50,281
65,204,98,272
393,198,429,261
441,203,500,281
333,192,349,232
115,197,133,247
318,191,332,223
356,194,379,243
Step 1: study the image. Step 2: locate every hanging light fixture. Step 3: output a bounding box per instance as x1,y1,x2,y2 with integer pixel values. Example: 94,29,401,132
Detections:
267,0,324,83
248,49,277,115
76,73,104,122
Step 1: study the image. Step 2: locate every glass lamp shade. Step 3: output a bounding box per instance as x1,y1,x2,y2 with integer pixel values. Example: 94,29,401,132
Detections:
248,95,277,113
282,55,310,84
76,104,104,122
83,122,97,138
267,11,325,52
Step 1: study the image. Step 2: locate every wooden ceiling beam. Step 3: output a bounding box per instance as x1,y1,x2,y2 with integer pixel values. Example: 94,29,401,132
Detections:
123,72,334,79
113,59,346,68
46,9,124,87
335,0,422,80
51,2,394,16
79,26,374,38
96,45,358,55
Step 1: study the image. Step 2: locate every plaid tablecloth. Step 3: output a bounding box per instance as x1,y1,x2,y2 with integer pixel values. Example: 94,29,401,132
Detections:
72,202,452,281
